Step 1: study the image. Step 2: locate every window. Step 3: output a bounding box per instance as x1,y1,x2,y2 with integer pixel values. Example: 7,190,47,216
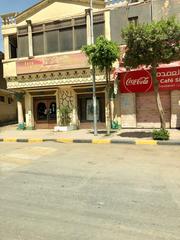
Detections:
94,22,104,42
32,24,44,56
74,17,86,50
32,17,87,55
33,33,44,56
18,35,29,57
9,35,17,58
0,96,5,102
17,27,29,57
46,30,59,53
74,25,87,50
128,16,138,26
59,28,73,52
93,14,105,42
19,14,104,56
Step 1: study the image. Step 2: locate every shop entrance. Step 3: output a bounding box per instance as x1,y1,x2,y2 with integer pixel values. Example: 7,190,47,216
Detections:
77,93,105,128
34,97,57,129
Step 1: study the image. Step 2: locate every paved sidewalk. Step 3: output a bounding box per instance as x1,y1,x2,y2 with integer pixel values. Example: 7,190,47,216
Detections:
0,124,180,145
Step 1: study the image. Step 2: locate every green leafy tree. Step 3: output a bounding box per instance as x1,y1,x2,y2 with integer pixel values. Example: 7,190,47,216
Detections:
122,17,180,129
82,36,119,134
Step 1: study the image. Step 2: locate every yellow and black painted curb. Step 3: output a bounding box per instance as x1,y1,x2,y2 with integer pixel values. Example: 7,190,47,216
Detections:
0,138,180,145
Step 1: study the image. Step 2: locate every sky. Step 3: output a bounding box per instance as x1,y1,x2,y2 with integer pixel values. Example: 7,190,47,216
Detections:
0,0,39,51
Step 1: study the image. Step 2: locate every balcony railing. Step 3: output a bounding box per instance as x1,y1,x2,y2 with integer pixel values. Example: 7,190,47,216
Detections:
1,12,17,26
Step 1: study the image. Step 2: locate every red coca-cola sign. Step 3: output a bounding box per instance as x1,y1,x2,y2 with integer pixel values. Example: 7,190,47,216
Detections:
118,64,180,93
121,69,153,93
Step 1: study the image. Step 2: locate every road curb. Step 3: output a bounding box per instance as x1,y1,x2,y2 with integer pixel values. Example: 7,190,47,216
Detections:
136,140,157,145
157,140,180,145
16,139,28,143
73,139,92,143
0,138,180,145
3,138,17,142
111,139,135,144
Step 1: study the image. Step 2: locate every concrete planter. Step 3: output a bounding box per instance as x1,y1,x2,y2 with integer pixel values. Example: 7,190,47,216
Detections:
54,125,77,132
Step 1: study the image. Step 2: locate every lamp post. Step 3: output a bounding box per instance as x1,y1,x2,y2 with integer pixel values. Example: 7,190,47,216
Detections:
90,0,98,136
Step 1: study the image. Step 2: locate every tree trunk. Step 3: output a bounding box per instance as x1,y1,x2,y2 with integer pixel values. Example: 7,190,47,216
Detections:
105,68,111,135
151,66,166,129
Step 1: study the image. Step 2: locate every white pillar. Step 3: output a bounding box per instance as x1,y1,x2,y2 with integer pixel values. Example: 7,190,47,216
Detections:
110,98,115,122
105,89,109,128
3,35,10,60
17,101,24,129
72,89,78,127
27,20,33,57
114,92,121,126
104,10,111,40
56,89,61,126
25,92,34,129
86,9,91,45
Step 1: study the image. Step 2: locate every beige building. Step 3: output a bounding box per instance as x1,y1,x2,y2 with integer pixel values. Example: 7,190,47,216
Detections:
1,0,180,130
0,52,17,125
1,0,112,130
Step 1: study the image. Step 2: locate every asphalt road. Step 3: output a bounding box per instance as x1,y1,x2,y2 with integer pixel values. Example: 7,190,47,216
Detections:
0,143,180,240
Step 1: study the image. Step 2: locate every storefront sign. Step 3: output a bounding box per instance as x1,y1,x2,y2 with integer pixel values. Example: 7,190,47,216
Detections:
16,53,89,75
119,65,180,93
157,67,180,91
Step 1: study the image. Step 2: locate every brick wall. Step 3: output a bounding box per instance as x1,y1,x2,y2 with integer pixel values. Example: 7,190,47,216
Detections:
119,91,173,129
136,91,171,128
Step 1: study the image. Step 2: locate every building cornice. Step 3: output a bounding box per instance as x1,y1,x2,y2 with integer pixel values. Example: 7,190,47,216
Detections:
16,0,105,24
6,68,106,89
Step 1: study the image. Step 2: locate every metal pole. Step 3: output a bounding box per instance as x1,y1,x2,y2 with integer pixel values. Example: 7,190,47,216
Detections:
90,0,98,136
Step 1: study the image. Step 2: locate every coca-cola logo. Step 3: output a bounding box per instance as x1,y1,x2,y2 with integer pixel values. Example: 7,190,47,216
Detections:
123,69,153,93
126,76,149,86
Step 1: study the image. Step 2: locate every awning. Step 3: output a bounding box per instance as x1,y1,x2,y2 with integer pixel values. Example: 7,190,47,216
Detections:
114,61,180,93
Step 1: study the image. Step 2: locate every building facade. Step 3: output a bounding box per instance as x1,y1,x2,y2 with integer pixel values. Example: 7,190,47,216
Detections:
110,0,180,129
0,52,17,125
1,0,109,129
1,0,180,129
